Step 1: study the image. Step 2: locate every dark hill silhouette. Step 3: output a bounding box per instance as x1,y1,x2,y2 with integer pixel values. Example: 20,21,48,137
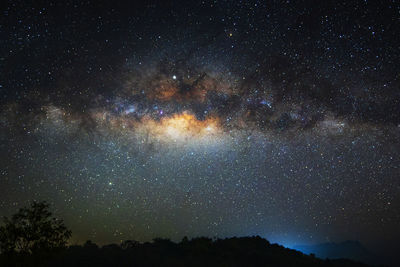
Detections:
1,236,384,267
0,202,387,267
293,241,383,266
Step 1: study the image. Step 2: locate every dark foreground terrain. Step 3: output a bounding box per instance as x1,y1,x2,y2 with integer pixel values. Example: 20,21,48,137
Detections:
294,241,383,265
0,236,382,267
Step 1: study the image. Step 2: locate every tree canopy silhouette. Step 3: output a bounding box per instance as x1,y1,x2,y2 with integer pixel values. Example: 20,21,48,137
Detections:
0,202,379,267
0,201,71,255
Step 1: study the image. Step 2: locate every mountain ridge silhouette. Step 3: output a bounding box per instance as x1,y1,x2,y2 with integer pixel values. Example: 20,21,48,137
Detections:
293,240,384,266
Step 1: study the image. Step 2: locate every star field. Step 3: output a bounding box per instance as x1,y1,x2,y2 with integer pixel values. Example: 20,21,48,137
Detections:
0,0,399,262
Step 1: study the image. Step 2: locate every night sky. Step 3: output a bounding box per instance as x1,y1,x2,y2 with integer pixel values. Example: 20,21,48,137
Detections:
0,0,399,260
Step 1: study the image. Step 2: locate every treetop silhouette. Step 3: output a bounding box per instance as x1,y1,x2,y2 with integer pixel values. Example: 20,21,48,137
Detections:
0,201,71,255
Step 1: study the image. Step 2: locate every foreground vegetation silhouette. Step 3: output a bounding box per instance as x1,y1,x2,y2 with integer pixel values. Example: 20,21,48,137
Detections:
0,201,71,266
0,202,382,267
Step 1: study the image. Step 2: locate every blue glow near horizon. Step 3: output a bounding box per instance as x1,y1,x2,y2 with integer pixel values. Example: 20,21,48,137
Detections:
266,235,310,253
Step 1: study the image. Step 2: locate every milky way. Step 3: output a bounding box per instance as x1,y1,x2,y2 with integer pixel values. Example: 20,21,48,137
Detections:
0,1,399,262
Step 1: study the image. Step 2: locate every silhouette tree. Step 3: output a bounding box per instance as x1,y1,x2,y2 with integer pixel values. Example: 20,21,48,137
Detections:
121,239,139,250
0,201,71,255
